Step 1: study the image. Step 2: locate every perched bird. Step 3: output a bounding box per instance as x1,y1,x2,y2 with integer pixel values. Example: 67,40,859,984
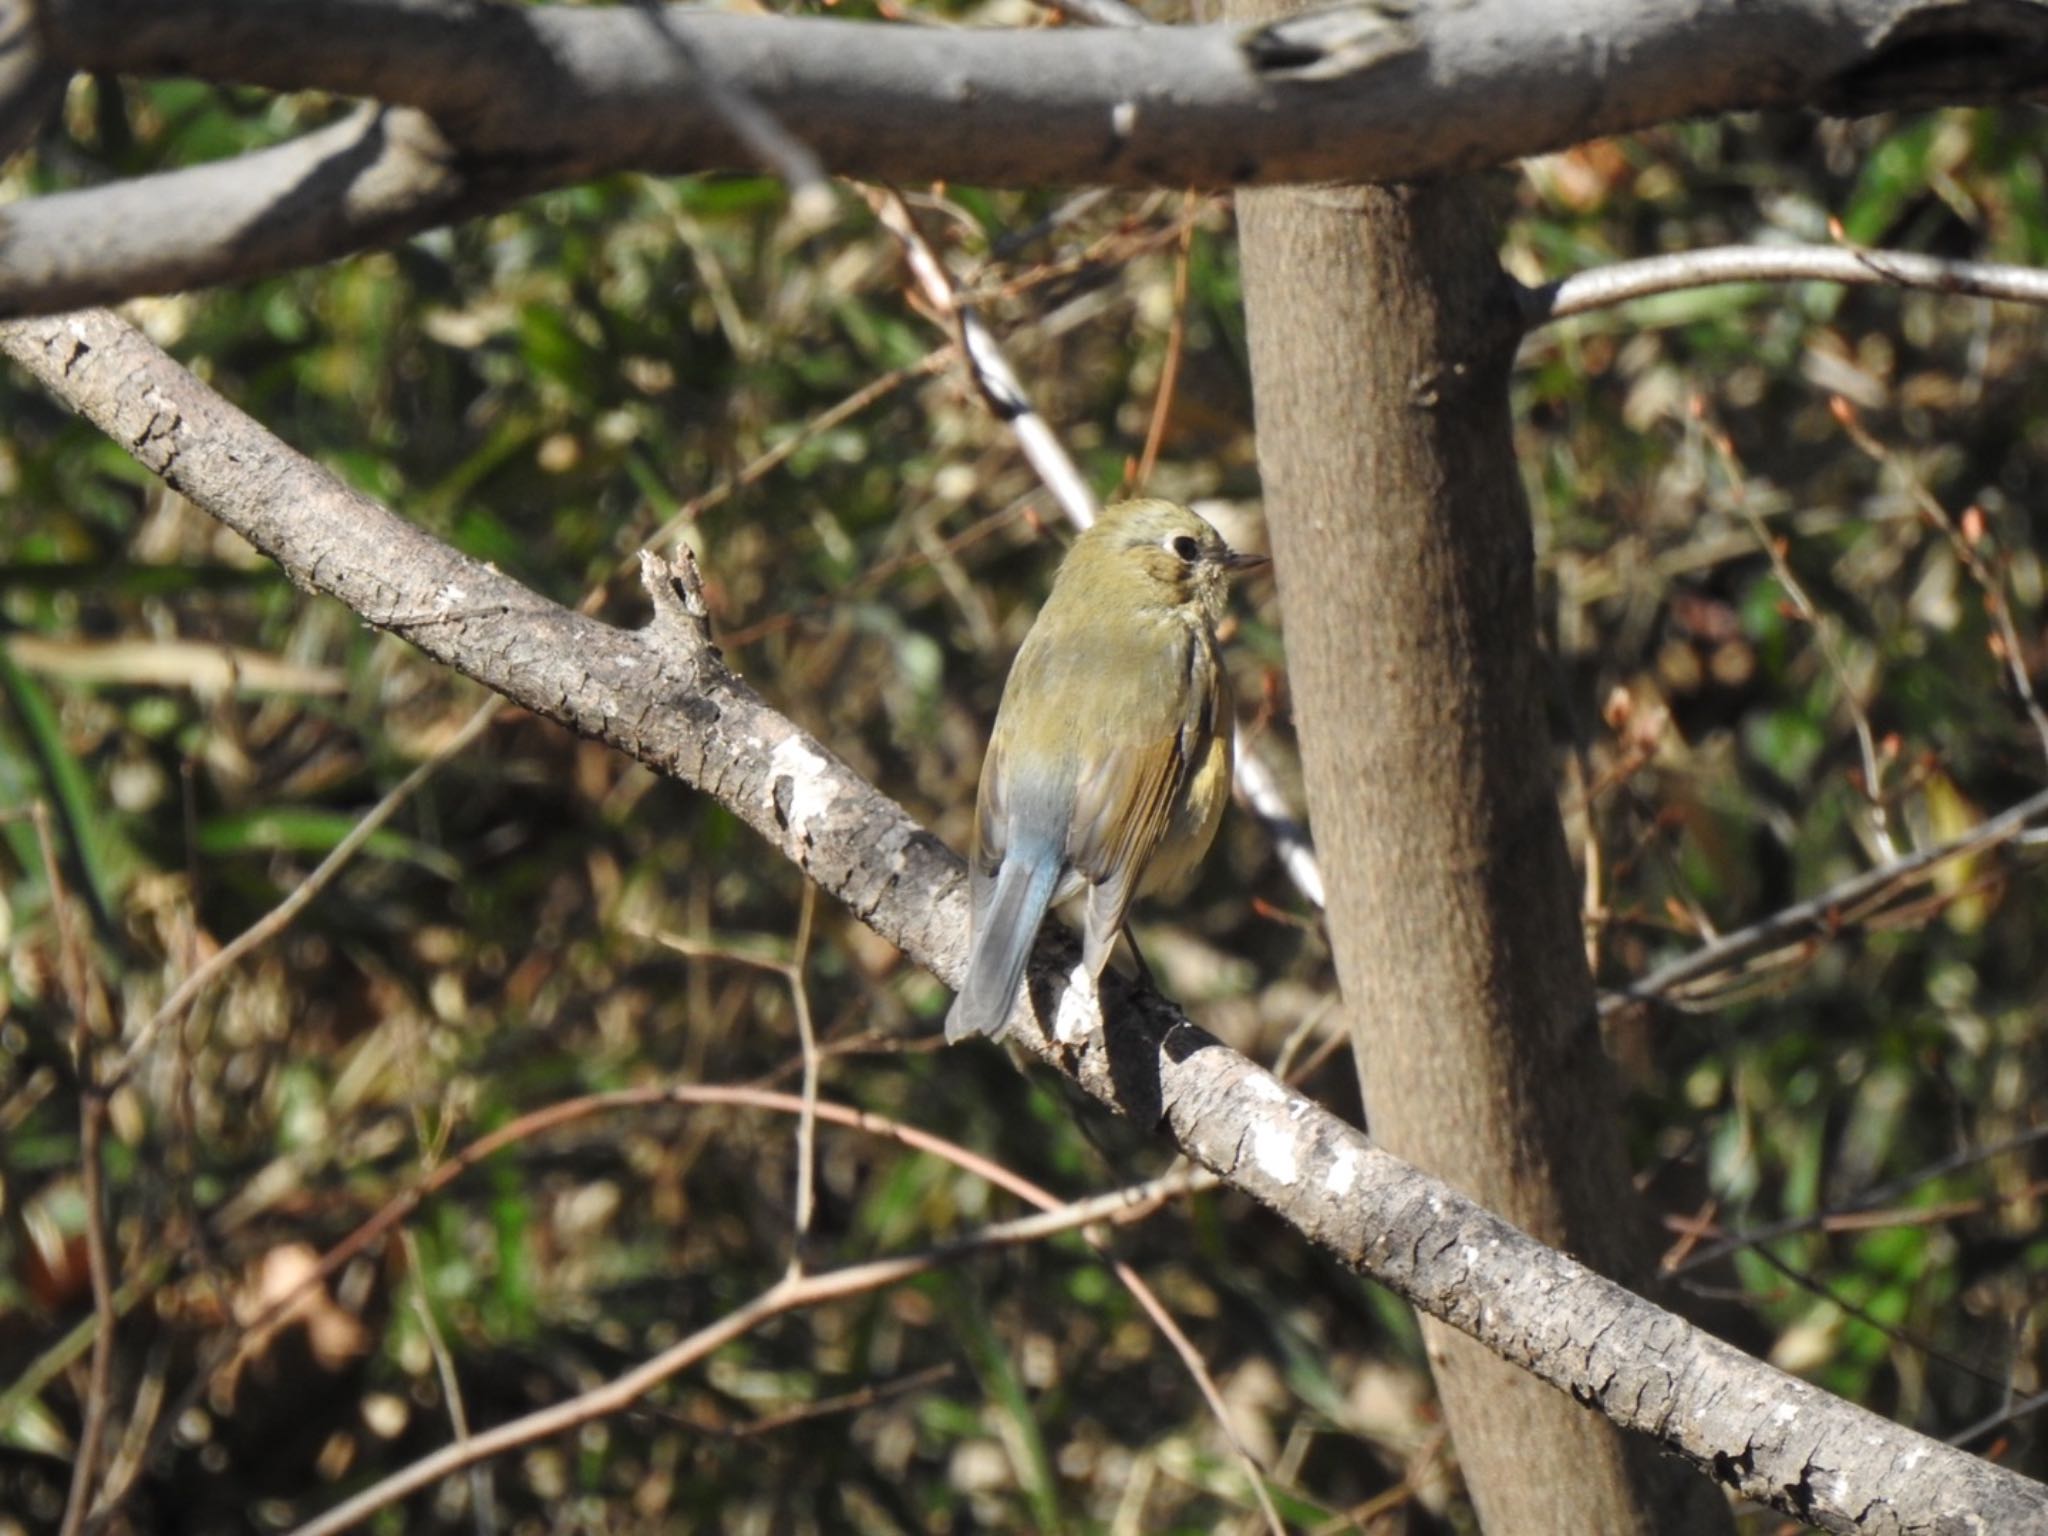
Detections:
946,498,1265,1043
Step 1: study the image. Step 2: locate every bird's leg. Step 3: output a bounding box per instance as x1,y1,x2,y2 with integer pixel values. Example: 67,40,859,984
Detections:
1117,926,1160,992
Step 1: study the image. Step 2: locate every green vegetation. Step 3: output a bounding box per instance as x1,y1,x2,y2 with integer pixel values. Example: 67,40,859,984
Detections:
3,73,2047,1533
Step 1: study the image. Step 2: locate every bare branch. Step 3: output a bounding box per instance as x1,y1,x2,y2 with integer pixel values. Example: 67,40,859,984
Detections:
7,308,2047,1531
0,105,497,318
1527,242,2048,325
1611,782,2048,1010
13,0,2048,314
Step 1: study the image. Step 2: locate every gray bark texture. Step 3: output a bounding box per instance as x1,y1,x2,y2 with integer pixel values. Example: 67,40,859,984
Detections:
6,0,2048,312
6,307,2045,1534
1229,129,1732,1536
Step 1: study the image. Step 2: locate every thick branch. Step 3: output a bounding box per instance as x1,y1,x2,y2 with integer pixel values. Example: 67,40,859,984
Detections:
7,0,2048,313
5,308,2045,1533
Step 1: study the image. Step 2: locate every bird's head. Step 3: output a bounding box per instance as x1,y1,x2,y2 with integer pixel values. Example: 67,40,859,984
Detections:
1062,498,1267,624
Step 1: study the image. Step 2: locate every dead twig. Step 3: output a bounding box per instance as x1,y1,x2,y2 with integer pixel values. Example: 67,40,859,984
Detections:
284,1163,1201,1536
1610,782,2048,1010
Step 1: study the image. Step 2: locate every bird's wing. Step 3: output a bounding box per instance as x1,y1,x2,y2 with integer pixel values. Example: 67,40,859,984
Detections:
1061,622,1218,948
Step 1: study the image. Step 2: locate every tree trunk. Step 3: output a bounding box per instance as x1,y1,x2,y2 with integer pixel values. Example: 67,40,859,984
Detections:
1230,171,1736,1535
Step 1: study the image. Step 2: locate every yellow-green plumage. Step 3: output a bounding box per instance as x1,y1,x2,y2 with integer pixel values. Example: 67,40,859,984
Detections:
947,498,1262,1043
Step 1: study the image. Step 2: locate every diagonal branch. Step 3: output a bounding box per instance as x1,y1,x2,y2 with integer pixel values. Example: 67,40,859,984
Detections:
1525,242,2048,324
1612,781,2048,1009
4,307,2045,1531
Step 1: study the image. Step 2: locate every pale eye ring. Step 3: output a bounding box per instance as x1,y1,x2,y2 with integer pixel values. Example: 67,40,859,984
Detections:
1168,534,1201,562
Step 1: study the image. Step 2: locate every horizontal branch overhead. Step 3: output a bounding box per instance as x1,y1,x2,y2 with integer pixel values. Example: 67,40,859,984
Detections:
8,307,2045,1533
5,0,2048,313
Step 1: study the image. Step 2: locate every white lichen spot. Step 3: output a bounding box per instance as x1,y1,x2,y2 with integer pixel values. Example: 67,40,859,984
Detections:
1249,1120,1299,1185
1900,1446,1926,1471
1054,961,1097,1044
1324,1145,1360,1197
438,581,467,607
614,650,639,668
1830,1472,1849,1505
768,736,832,846
1242,1073,1287,1104
1773,1403,1798,1425
1461,1246,1479,1267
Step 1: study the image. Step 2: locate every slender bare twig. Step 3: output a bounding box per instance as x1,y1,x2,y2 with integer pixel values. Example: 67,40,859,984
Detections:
1666,1177,2048,1242
94,1337,172,1516
720,1361,956,1438
56,1095,115,1536
109,694,504,1087
1671,1123,2048,1276
1950,1385,2048,1450
787,887,821,1262
1698,400,1897,859
37,801,117,1536
0,1257,166,1439
637,347,954,558
718,496,1025,651
401,1232,496,1536
1525,242,2048,325
1131,207,1196,493
633,903,823,1266
1830,396,2048,770
283,1167,1200,1536
1611,782,2048,1009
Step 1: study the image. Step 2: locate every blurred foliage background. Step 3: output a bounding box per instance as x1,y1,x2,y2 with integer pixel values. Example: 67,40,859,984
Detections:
2,55,2048,1536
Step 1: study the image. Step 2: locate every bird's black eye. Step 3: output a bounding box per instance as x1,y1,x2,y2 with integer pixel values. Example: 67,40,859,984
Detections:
1169,535,1201,562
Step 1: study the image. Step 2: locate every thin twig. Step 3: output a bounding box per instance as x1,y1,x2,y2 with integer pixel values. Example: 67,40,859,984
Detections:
1610,782,2048,1009
1696,399,1896,859
37,800,117,1536
284,1168,1198,1536
718,495,1024,650
789,886,821,1264
1830,395,2048,770
631,909,822,1265
1131,207,1195,492
109,694,504,1087
1949,1385,2048,1450
402,1232,496,1536
1525,242,2048,325
719,1362,957,1437
640,347,953,556
1671,1122,2048,1277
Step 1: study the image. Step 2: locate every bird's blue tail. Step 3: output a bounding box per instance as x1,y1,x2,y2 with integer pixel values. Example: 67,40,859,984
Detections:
947,853,1062,1042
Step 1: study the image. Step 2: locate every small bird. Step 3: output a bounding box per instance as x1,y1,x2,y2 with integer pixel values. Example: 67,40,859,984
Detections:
947,498,1266,1043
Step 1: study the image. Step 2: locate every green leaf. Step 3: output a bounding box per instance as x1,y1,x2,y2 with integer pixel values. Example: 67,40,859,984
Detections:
197,808,459,880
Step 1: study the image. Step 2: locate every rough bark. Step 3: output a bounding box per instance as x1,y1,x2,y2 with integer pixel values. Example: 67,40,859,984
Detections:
5,307,2046,1531
9,0,2048,314
1230,160,1733,1536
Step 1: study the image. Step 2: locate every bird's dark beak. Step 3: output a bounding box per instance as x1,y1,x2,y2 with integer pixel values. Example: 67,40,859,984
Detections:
1223,549,1270,575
